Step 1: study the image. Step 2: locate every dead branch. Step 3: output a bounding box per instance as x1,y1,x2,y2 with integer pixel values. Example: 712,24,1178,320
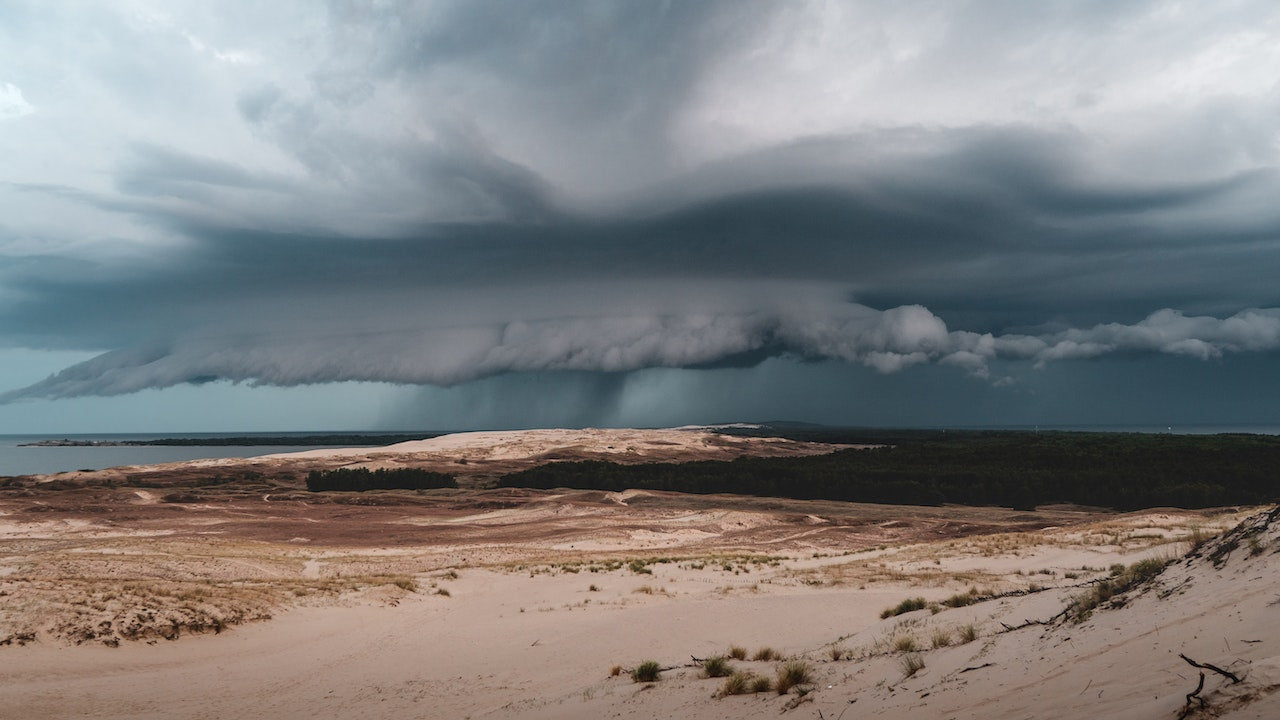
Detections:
999,606,1070,632
1179,654,1242,684
959,662,995,673
1178,672,1205,720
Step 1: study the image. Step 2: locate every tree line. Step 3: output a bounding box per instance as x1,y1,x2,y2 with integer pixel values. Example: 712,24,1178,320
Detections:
305,467,457,492
496,432,1280,511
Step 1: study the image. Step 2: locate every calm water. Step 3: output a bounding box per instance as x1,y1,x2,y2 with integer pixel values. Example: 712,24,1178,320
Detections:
0,432,419,477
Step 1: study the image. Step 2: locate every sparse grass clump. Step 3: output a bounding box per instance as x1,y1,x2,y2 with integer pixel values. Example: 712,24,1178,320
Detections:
942,590,976,608
702,655,733,678
391,576,418,592
628,560,653,575
728,645,747,660
900,653,925,677
631,660,662,683
958,624,979,643
752,646,782,661
435,587,451,597
827,645,846,661
1068,556,1171,621
720,671,774,697
609,665,622,677
719,670,751,696
930,629,952,648
774,660,813,695
893,635,918,652
881,596,928,618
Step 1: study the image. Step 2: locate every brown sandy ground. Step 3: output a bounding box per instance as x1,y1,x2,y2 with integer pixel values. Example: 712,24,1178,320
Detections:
0,429,1274,719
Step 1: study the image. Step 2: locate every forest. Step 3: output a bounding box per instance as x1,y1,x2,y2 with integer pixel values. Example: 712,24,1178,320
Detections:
305,467,457,492
496,431,1280,511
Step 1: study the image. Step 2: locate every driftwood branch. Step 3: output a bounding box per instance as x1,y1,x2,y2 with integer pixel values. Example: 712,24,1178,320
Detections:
959,662,995,673
1179,654,1242,684
1178,672,1206,720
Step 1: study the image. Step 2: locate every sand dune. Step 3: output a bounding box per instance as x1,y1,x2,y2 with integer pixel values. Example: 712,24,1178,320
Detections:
1,429,1276,719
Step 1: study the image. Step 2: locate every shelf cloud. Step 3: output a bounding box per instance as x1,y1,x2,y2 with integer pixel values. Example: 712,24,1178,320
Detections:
2,1,1279,426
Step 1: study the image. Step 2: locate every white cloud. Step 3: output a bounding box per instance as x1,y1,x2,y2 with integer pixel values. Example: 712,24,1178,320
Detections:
6,291,1280,402
0,82,34,120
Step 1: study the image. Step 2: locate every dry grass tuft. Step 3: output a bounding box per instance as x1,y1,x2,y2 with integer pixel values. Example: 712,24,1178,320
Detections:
774,659,813,695
752,646,782,661
702,655,733,678
1068,556,1169,622
900,653,925,677
930,629,952,648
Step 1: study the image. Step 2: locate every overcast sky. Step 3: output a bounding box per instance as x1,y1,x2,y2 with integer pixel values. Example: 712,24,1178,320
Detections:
2,1,1279,433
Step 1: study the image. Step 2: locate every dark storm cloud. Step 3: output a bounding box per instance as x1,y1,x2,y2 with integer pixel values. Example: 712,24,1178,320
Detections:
3,1,1280,408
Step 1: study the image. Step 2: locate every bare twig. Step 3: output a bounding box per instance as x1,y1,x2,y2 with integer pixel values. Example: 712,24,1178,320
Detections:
959,662,995,673
1179,654,1242,684
999,606,1070,632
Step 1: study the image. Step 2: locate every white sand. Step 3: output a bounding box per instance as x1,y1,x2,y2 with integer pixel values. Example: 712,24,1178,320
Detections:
4,507,1276,719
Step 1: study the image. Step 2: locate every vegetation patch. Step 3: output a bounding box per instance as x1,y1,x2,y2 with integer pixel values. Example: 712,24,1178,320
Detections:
497,431,1280,510
631,660,662,683
702,655,733,678
752,646,782,661
1068,556,1171,621
881,596,928,618
306,467,456,492
775,660,814,695
900,653,925,677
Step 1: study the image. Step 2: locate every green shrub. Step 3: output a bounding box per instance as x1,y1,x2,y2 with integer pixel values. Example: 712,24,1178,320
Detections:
702,655,733,678
631,660,662,683
881,596,928,618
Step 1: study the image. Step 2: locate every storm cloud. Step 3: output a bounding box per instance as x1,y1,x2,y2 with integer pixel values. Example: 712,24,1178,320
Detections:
2,1,1279,427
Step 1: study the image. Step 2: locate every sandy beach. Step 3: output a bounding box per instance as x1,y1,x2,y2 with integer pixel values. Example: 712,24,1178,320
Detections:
2,429,1276,719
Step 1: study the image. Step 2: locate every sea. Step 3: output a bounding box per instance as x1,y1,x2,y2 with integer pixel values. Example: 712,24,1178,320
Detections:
0,431,429,477
2,425,1278,478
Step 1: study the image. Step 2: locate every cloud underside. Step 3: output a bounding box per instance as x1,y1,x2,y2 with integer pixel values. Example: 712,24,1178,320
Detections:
4,2,1280,416
6,301,1278,401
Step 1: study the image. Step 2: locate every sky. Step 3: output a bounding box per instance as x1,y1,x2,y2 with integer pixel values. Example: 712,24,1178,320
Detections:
2,0,1279,433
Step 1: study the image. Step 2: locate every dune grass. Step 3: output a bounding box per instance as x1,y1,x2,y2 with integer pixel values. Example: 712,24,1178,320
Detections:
631,660,662,683
775,660,813,695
